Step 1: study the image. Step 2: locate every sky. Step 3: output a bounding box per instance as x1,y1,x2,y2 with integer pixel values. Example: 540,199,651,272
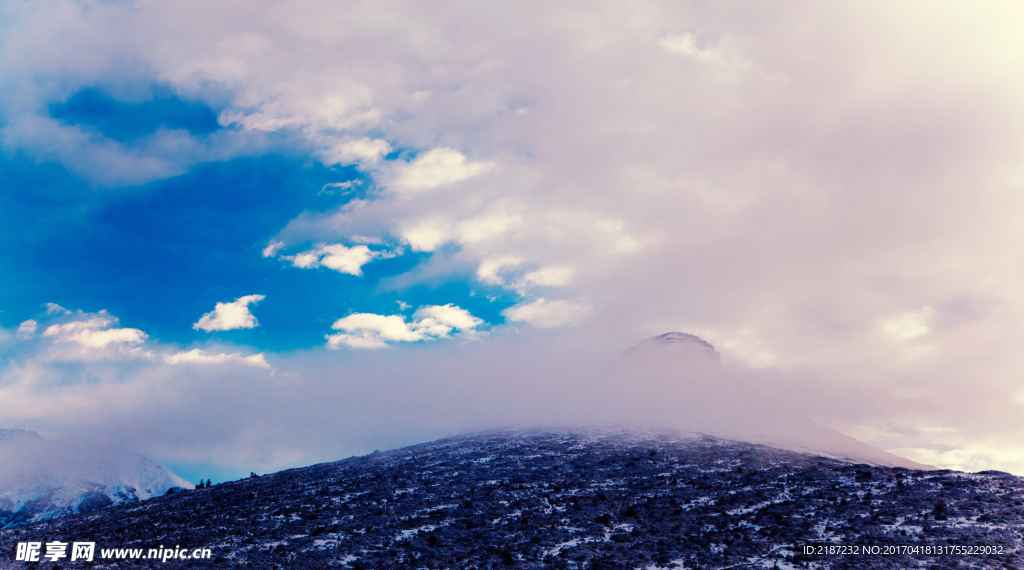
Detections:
2,0,1024,483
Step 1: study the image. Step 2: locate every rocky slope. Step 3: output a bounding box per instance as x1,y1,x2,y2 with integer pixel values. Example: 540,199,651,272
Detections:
2,427,1020,569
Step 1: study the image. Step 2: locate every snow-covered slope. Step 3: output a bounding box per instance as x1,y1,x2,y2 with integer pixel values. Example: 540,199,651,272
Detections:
7,428,1017,569
603,332,932,470
0,429,192,527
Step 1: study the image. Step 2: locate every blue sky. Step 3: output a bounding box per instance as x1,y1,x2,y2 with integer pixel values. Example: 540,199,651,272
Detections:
2,91,517,353
0,142,517,482
3,1,1024,481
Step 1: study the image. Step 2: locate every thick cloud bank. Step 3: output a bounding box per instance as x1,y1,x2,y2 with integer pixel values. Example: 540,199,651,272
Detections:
2,1,1024,477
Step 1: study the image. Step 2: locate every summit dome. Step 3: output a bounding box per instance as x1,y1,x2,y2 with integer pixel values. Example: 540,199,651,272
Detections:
617,332,721,367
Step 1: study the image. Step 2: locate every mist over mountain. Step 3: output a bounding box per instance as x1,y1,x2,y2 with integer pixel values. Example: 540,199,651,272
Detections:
0,429,191,528
598,333,929,470
0,331,927,534
0,332,1012,567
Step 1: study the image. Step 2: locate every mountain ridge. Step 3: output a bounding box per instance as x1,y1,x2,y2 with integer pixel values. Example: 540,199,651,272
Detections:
3,426,1019,569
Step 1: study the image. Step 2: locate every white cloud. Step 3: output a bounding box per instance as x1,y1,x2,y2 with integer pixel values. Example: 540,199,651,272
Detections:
326,304,482,349
456,210,521,244
42,317,148,349
283,243,382,275
193,295,265,332
477,255,523,285
323,138,391,165
413,304,483,337
399,207,522,253
219,87,380,133
879,307,935,341
659,33,748,72
262,240,284,258
17,320,37,339
165,349,271,369
501,298,591,328
398,218,453,252
389,148,495,194
659,33,715,60
522,266,574,287
327,314,419,348
422,208,636,258
477,259,573,289
45,303,70,315
19,306,277,368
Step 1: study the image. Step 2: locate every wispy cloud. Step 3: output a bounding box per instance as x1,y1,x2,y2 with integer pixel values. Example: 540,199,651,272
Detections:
501,298,591,329
16,320,37,339
261,240,284,258
45,303,70,315
165,349,270,369
323,138,391,166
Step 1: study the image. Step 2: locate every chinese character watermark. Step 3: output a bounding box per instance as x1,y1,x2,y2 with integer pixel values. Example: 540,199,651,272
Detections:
16,542,41,562
15,541,94,563
71,541,95,561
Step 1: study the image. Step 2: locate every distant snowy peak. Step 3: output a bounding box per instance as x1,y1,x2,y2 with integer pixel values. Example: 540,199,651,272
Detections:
0,429,192,527
0,429,42,445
